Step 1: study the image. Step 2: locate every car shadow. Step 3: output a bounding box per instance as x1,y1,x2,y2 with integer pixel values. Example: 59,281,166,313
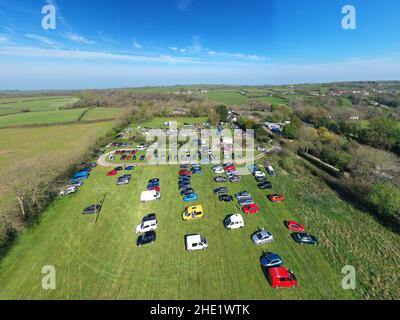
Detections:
95,193,108,225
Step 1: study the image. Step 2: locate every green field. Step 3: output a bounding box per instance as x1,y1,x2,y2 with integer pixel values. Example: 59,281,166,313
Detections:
0,159,398,299
0,109,89,128
81,108,123,121
0,121,115,216
206,91,249,105
257,96,289,105
0,96,79,115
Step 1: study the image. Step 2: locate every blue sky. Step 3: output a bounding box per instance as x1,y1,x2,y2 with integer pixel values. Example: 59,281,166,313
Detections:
0,0,399,89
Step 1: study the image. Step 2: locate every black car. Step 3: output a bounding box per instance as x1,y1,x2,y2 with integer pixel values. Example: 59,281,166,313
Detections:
132,155,137,160
214,176,228,183
140,155,145,161
137,231,157,247
114,166,123,171
180,188,195,196
82,204,102,215
219,194,234,202
143,213,157,223
214,187,228,195
179,184,191,190
258,181,272,189
117,174,132,185
292,233,318,245
149,178,160,184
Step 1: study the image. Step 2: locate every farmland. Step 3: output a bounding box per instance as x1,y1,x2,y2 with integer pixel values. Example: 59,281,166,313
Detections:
81,108,124,121
0,157,398,299
206,91,249,105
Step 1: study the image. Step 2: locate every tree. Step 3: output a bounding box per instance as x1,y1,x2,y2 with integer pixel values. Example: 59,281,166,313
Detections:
369,183,400,220
215,105,228,123
282,116,302,139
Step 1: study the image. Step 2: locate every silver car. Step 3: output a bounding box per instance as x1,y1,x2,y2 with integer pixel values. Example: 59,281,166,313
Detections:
239,198,254,206
235,191,251,200
252,229,274,245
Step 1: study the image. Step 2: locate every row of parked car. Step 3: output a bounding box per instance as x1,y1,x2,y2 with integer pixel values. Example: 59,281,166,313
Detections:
59,162,97,196
178,164,201,203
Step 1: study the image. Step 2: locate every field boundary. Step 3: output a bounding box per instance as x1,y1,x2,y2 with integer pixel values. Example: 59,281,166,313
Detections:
0,118,115,130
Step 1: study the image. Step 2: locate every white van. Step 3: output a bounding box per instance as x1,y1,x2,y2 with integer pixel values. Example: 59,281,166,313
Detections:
185,234,208,252
140,190,161,202
224,214,244,229
266,165,276,176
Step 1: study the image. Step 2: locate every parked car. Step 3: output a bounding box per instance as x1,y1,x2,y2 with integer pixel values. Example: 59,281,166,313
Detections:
253,170,266,178
258,181,272,189
140,190,161,202
148,186,161,192
268,267,298,289
292,233,318,245
239,198,254,206
268,194,286,203
213,187,228,195
248,164,258,173
235,191,251,200
224,165,236,172
137,144,146,151
255,176,267,183
136,231,156,247
183,205,204,221
59,186,77,196
224,214,244,229
265,165,276,176
180,188,195,196
261,252,283,268
136,214,158,234
219,194,234,202
214,176,228,183
82,204,102,215
147,180,159,188
70,181,84,188
114,166,123,171
125,166,135,171
117,174,132,185
243,204,260,214
140,155,145,161
185,234,208,252
212,166,224,174
286,220,305,232
252,229,274,245
184,193,198,202
179,170,192,176
229,175,241,183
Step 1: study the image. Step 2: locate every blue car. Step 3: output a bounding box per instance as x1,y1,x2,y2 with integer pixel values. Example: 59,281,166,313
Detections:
70,177,86,184
192,168,202,174
248,165,259,174
260,252,283,268
125,166,135,171
147,181,159,188
72,171,90,179
183,193,198,202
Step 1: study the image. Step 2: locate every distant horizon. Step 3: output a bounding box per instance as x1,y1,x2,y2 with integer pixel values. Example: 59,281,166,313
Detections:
1,0,400,90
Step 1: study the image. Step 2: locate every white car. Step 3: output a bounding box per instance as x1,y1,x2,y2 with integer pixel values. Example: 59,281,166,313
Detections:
137,144,146,151
253,170,266,178
252,229,274,245
59,186,77,196
140,190,161,202
136,217,158,234
224,214,244,229
213,166,224,174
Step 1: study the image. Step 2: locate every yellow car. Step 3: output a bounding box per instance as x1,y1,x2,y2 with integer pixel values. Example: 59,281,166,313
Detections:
183,205,204,221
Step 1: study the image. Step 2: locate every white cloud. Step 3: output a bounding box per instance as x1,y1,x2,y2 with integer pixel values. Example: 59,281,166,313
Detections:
176,0,194,12
0,35,8,42
25,33,56,46
169,47,178,52
0,45,200,64
133,39,143,49
65,33,95,44
207,50,266,61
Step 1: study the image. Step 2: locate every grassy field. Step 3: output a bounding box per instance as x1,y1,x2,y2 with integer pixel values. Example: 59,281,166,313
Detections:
0,157,398,299
81,108,123,121
0,109,88,128
0,121,115,216
0,96,79,116
257,96,289,105
206,91,249,105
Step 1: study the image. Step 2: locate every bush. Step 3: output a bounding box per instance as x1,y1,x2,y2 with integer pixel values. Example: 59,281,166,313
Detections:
369,183,400,221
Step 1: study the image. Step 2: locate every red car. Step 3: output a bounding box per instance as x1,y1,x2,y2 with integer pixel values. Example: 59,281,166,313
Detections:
148,186,161,192
242,203,260,214
224,165,236,171
268,267,298,289
286,220,305,232
179,170,192,176
126,155,132,160
131,150,137,155
268,194,286,203
107,170,118,176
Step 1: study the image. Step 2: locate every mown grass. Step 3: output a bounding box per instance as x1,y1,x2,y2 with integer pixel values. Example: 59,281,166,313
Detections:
257,96,289,105
0,109,88,128
1,157,397,300
0,96,79,115
134,117,208,129
206,91,249,105
81,108,123,121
